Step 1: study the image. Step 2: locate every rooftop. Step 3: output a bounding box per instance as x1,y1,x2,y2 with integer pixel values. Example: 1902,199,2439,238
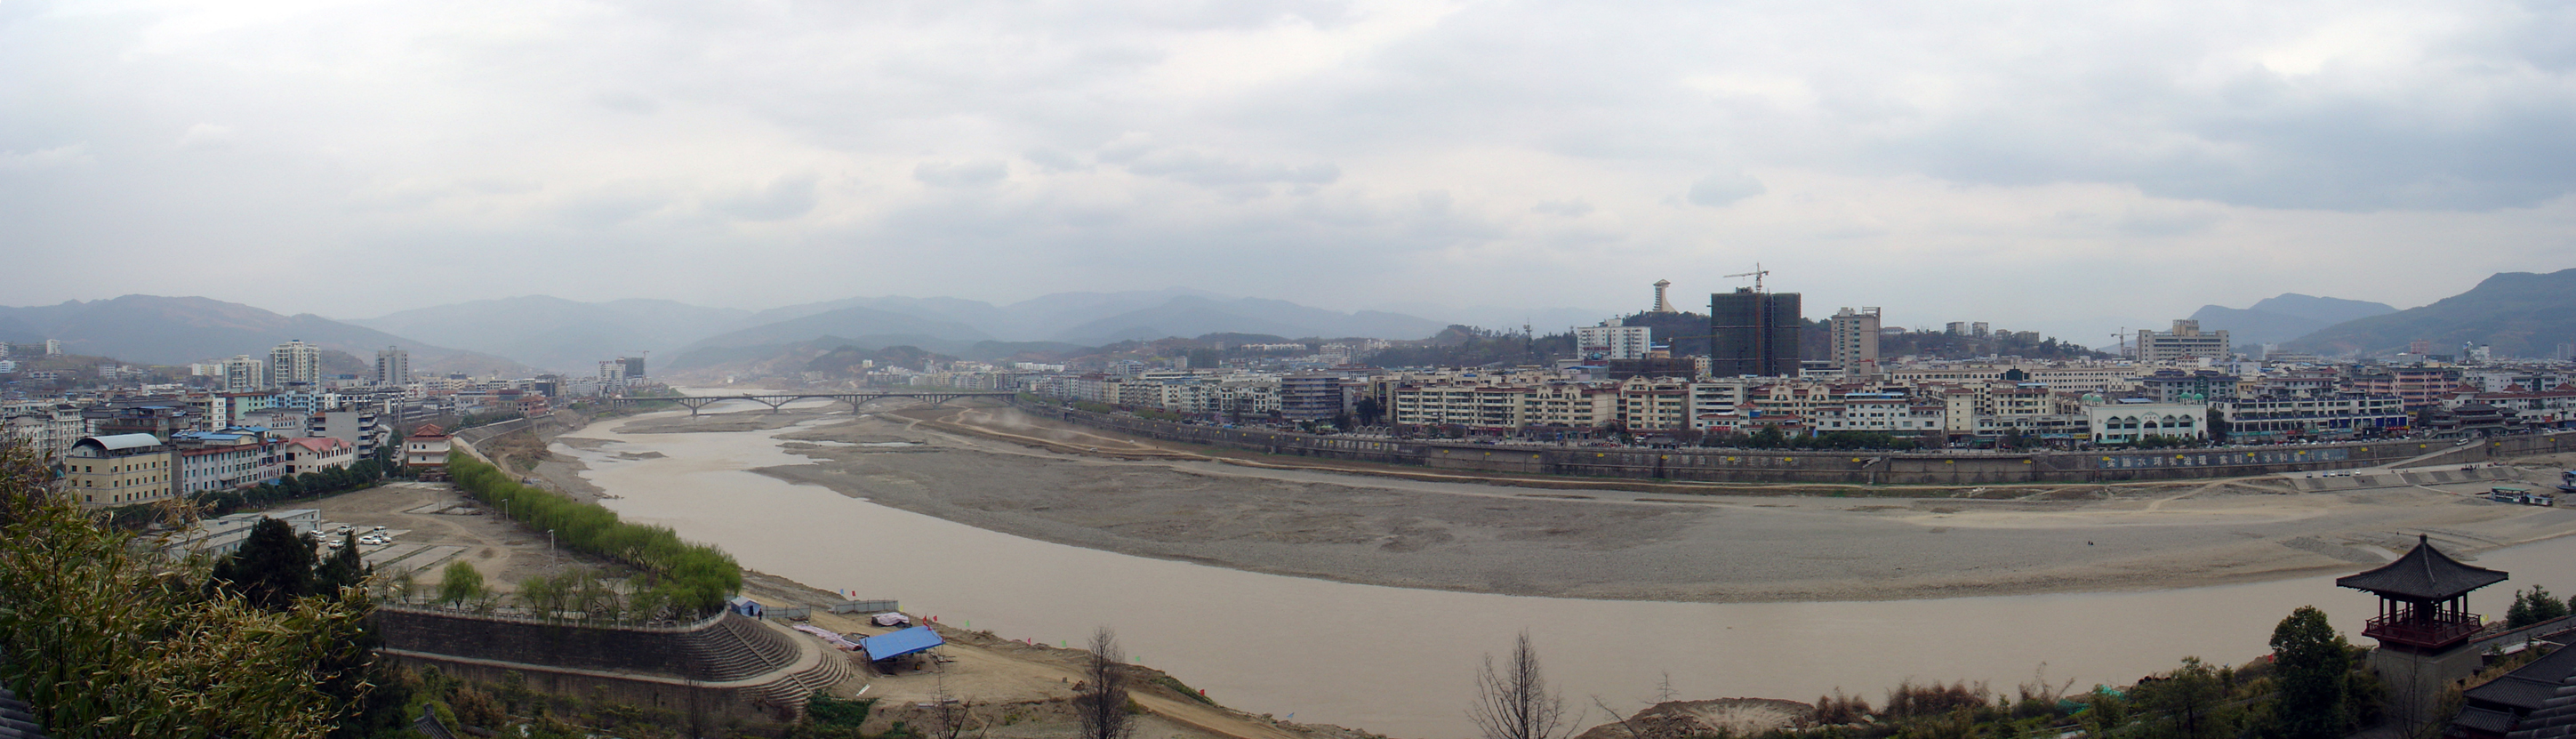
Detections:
2336,534,2508,600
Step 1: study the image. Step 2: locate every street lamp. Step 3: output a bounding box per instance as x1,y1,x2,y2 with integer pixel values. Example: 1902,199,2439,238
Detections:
548,528,556,570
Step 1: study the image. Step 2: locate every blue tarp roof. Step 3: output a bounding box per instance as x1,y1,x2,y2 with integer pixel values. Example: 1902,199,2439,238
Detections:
860,626,944,662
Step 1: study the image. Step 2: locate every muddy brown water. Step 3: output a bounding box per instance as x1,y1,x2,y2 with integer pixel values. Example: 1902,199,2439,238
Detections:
566,405,2576,739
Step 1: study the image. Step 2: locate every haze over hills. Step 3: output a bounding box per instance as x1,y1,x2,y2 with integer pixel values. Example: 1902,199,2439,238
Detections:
2284,268,2576,358
346,296,755,374
344,290,1457,373
0,295,534,375
2187,293,2400,349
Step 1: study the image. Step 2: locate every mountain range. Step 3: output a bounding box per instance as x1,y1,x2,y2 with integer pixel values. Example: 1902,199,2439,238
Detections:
2283,268,2576,357
349,291,1456,373
0,295,533,375
2187,293,2399,349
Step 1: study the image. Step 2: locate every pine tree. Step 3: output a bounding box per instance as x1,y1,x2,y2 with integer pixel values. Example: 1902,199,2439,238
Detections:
315,531,369,594
211,517,317,611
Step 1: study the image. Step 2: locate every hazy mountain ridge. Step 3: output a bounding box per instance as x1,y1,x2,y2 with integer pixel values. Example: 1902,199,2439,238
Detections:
357,290,1454,374
2283,269,2576,357
347,295,753,373
0,295,533,375
2187,293,2398,349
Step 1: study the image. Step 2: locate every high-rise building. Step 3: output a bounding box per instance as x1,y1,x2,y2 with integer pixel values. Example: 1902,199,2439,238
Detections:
1971,322,1989,338
2136,320,2230,363
269,340,322,386
1946,321,1968,335
1829,307,1881,369
375,347,411,385
622,356,646,379
598,360,628,382
1709,288,1802,377
44,339,63,356
221,355,267,391
1574,324,1653,361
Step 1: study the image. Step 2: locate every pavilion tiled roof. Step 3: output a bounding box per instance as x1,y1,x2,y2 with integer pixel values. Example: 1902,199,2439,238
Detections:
2511,671,2576,739
2337,534,2508,600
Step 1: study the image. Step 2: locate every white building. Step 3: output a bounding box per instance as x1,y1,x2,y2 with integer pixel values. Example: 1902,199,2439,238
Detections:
1574,324,1653,362
2082,399,2208,445
269,340,324,386
222,355,267,391
2136,320,2230,363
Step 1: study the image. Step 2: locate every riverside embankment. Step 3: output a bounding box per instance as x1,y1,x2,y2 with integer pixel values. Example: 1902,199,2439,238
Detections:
1011,399,2575,486
557,400,2576,737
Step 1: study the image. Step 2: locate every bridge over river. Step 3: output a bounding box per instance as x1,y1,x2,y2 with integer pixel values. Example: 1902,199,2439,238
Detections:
597,390,1013,415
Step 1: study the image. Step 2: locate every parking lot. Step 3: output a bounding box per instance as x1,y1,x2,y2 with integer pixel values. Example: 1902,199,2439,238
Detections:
289,480,598,591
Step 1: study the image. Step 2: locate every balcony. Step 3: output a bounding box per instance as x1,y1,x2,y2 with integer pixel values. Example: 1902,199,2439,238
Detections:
2363,611,2483,650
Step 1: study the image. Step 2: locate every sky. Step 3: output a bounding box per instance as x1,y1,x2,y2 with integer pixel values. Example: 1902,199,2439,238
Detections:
4,0,2574,342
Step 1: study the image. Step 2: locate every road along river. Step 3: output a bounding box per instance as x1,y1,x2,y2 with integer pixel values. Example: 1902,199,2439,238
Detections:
565,406,2576,738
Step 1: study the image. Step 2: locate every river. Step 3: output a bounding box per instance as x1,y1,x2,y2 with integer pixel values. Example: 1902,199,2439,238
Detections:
566,404,2576,738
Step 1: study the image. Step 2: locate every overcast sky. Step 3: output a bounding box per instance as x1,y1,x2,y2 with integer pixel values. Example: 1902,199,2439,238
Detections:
4,0,2572,341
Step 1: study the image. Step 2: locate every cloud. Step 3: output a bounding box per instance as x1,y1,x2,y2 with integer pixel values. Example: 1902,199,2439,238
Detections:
175,124,235,150
710,173,819,221
1688,172,1766,207
1531,199,1593,217
0,143,92,172
2,0,2572,337
914,160,1010,189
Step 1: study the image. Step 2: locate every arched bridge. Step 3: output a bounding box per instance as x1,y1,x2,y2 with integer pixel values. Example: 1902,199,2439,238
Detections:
598,391,1015,415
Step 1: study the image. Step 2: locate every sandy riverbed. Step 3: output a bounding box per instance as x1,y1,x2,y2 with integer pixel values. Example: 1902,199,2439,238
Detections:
579,405,2576,603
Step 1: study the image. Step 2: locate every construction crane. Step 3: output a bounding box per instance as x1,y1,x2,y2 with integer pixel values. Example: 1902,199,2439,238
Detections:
1725,263,1771,293
2108,330,2126,358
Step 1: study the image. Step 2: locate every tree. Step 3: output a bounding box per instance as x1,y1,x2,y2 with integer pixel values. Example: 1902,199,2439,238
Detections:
2508,587,2571,628
0,434,374,737
1077,627,1134,739
2130,657,2237,739
927,674,985,739
315,531,370,595
439,560,487,606
2267,606,2352,739
1469,631,1575,739
211,517,318,611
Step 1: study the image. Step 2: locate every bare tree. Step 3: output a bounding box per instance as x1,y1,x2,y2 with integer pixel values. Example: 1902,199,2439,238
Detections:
1078,626,1134,739
1470,631,1577,739
928,674,985,739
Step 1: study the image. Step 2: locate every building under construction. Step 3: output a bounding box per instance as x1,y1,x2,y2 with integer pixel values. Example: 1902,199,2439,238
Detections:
1710,287,1802,377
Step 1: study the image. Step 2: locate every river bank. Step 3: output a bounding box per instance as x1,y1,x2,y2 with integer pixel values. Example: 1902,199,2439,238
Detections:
710,404,2576,603
536,401,2576,737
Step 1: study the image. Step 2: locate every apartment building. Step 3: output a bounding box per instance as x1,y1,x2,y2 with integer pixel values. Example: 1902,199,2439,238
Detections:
2135,320,2230,363
61,433,175,509
173,430,284,494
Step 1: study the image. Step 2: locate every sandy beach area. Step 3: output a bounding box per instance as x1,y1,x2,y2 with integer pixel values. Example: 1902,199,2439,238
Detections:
604,403,2576,604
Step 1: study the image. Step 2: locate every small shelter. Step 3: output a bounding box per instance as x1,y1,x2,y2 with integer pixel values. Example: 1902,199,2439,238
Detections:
726,596,765,619
859,626,945,663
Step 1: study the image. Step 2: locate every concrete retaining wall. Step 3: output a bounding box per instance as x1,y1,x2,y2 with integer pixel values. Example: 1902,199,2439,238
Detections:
1018,401,2575,486
376,606,835,724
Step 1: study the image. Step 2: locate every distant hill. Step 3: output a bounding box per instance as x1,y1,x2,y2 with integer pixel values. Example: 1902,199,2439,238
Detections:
2188,293,2398,348
348,295,752,374
0,295,532,375
1050,296,1446,345
2284,269,2576,357
664,306,997,372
